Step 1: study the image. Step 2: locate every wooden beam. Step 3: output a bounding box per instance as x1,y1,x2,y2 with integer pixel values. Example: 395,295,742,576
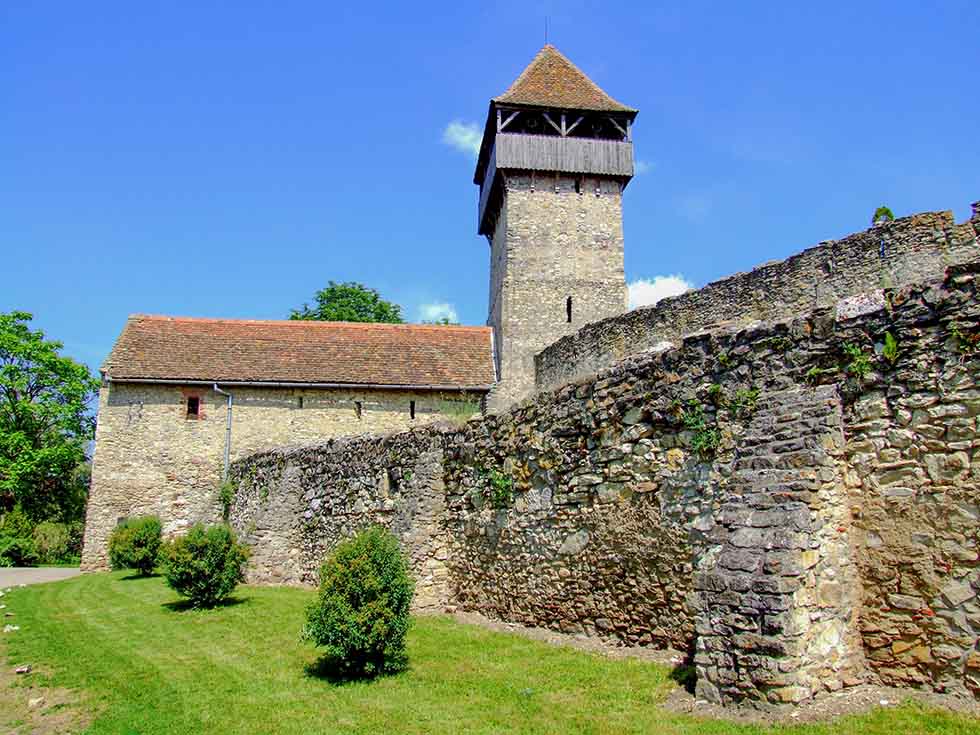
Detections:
606,116,627,138
542,112,563,135
565,115,585,136
499,110,520,131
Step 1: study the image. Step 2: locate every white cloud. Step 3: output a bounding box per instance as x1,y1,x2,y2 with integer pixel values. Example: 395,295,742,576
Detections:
628,275,693,309
634,159,653,174
418,302,459,323
442,120,482,158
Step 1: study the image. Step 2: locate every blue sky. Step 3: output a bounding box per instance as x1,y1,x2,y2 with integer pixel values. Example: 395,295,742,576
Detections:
2,1,977,375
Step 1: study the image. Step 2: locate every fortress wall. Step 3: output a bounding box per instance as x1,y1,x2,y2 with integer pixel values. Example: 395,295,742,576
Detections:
229,262,980,706
535,204,980,394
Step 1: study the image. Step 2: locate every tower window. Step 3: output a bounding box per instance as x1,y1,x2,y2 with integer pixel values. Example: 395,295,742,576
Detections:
566,297,573,323
186,396,200,419
410,400,416,420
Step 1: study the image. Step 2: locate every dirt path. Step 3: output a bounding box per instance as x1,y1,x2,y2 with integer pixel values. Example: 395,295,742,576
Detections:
0,568,80,588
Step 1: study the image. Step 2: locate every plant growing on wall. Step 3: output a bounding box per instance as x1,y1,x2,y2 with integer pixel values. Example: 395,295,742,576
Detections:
681,401,720,459
882,331,900,365
842,342,873,379
872,206,895,225
728,388,760,419
478,467,514,509
950,323,980,354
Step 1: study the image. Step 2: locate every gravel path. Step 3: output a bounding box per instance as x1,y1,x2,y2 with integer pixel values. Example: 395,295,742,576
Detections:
0,567,81,587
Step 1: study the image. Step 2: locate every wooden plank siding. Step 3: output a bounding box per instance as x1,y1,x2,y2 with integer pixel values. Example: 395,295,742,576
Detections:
495,133,634,177
477,133,633,234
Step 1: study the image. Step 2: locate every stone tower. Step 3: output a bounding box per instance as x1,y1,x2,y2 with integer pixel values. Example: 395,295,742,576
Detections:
474,45,637,412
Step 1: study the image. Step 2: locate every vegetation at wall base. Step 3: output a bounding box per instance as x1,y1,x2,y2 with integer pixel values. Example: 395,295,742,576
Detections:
1,573,978,734
108,515,162,576
160,523,249,607
303,526,413,679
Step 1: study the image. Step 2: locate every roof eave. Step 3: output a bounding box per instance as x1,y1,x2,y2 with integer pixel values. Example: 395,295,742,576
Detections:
104,376,493,393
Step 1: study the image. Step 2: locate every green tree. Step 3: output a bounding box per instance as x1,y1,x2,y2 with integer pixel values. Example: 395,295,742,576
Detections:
0,311,100,522
290,282,404,323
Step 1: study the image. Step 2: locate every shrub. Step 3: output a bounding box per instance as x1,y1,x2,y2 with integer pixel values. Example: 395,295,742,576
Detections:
108,516,162,575
32,521,71,565
160,524,249,607
303,526,414,678
872,205,894,225
0,508,38,567
0,533,37,567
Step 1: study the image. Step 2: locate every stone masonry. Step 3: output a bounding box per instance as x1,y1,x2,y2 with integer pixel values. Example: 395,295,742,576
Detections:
486,173,627,412
229,259,980,706
537,204,980,392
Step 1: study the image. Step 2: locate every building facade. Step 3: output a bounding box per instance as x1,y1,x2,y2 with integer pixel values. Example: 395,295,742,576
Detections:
81,316,493,569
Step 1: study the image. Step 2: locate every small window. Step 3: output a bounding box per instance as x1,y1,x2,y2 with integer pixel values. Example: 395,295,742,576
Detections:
410,400,416,420
186,396,200,418
297,395,304,409
355,401,363,420
574,178,582,195
566,296,573,323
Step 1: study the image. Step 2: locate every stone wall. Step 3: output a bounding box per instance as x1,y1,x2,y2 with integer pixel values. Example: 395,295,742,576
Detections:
486,173,628,413
229,261,979,705
81,383,481,570
536,203,980,394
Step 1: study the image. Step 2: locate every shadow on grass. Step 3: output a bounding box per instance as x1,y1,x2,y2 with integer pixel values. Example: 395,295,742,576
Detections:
119,572,161,581
161,596,251,613
669,662,697,694
302,656,408,686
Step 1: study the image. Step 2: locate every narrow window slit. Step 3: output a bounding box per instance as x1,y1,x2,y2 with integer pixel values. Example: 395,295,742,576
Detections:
410,400,416,420
298,395,304,409
354,401,362,420
566,296,573,323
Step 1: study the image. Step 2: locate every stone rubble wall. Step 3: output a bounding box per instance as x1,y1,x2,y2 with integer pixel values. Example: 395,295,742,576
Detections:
535,203,980,395
229,261,980,706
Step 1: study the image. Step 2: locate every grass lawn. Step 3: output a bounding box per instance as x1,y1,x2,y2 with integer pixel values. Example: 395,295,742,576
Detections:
1,572,978,734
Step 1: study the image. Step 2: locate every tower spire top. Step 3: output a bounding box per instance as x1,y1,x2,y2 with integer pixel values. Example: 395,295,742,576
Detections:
494,45,635,113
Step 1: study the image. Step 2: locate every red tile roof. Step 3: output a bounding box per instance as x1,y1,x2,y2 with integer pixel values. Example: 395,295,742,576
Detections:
104,315,496,390
494,45,635,113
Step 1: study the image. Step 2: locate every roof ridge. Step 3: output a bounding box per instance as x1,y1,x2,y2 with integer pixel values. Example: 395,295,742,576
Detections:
128,314,491,332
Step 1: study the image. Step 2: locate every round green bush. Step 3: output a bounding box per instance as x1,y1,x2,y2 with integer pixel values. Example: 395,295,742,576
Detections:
108,516,162,575
302,526,414,678
160,524,249,607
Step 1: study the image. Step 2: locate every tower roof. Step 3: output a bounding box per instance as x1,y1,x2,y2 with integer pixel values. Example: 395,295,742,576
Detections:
493,45,635,113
